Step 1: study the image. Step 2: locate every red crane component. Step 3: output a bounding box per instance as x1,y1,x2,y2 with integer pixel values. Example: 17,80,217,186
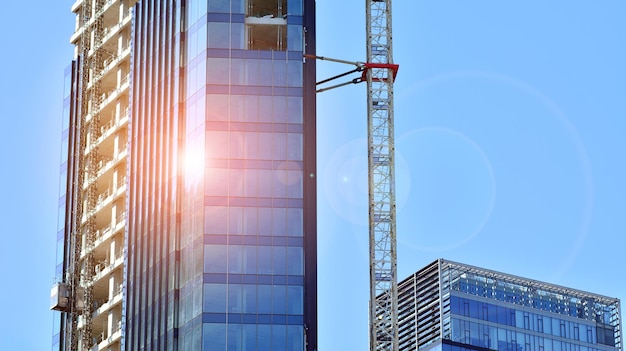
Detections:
360,63,399,83
303,54,399,93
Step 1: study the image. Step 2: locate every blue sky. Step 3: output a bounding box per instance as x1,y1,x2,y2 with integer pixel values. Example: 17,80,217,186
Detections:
0,1,624,350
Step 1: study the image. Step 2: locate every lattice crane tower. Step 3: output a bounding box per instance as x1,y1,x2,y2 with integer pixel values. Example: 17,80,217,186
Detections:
307,0,400,349
366,0,398,350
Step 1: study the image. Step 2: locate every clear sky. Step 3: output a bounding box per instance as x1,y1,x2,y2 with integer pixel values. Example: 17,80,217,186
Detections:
0,1,624,350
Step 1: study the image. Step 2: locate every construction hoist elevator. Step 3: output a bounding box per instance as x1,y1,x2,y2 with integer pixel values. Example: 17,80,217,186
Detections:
307,0,399,350
51,1,107,350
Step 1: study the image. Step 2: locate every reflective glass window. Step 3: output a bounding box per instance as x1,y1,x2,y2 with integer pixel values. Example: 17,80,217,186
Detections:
61,136,69,164
205,168,229,195
230,95,245,121
287,325,304,350
244,95,258,122
228,324,242,350
228,283,243,313
258,133,274,160
57,202,66,232
203,323,227,350
208,0,230,13
205,207,229,234
243,284,257,313
62,103,70,131
229,245,243,273
258,170,273,197
204,244,227,273
273,95,287,122
231,59,245,85
286,208,303,237
203,283,227,312
287,133,302,161
230,131,244,159
287,60,302,87
272,285,287,313
244,246,257,274
258,96,273,122
58,168,68,197
258,325,271,350
245,60,259,85
56,237,65,266
287,0,303,15
273,60,287,86
258,246,272,274
244,132,259,159
244,169,259,196
286,96,302,123
259,60,273,85
272,133,287,159
258,285,272,313
207,94,229,121
243,207,257,235
287,25,302,52
287,286,303,314
229,169,244,196
258,208,272,235
232,23,245,49
287,247,303,275
272,207,287,236
272,246,287,274
207,58,230,84
272,325,287,349
208,22,230,49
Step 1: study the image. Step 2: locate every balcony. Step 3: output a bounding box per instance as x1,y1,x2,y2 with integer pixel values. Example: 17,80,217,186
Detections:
86,112,129,154
92,283,123,319
92,251,124,282
95,320,122,350
82,147,128,189
85,74,130,121
87,44,131,91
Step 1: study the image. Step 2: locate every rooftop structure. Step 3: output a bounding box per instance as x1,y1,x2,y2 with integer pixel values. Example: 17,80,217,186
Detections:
395,259,622,351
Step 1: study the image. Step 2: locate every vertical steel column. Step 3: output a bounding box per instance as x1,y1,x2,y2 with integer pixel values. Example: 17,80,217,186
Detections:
366,0,398,350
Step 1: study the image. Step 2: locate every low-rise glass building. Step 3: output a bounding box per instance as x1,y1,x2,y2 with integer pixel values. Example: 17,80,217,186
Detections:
396,259,622,351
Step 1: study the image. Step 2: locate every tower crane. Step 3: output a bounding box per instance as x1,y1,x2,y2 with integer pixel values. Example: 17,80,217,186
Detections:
306,0,399,350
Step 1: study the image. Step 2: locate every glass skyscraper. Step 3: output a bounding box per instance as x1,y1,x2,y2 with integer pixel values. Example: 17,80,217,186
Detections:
51,0,316,350
395,259,622,351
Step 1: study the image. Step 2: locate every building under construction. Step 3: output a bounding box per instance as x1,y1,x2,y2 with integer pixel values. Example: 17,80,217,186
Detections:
51,0,317,349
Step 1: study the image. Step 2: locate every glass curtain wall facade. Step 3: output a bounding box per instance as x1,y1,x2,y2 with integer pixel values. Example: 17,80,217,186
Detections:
395,259,622,351
54,0,316,350
128,0,317,349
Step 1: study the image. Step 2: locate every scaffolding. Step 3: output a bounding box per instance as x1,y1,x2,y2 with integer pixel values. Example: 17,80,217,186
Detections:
51,1,134,350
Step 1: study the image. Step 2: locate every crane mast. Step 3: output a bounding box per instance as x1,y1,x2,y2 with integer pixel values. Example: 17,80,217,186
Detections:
366,0,398,350
304,0,399,348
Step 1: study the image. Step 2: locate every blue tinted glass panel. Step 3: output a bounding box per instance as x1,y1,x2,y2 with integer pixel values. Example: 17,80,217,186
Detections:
258,285,272,314
203,283,227,312
208,22,230,49
203,323,227,350
287,25,302,52
287,247,303,275
227,323,242,351
258,325,271,351
228,284,242,313
228,245,243,273
272,285,287,314
272,325,287,350
204,244,228,273
287,325,304,350
287,286,303,315
208,0,229,13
